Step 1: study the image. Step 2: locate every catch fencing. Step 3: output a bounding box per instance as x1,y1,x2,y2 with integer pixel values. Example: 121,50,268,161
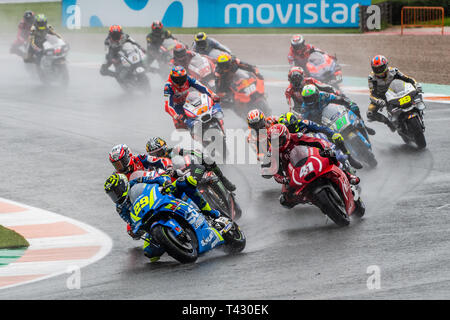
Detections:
401,6,445,35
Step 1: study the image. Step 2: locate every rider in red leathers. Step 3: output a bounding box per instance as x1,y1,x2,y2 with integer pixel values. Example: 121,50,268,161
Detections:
108,144,154,180
287,34,324,76
171,43,196,70
265,124,360,208
10,11,35,57
285,66,344,112
164,66,220,129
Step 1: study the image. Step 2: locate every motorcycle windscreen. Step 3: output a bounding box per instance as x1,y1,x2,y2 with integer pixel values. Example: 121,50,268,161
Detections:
289,146,310,167
386,79,416,105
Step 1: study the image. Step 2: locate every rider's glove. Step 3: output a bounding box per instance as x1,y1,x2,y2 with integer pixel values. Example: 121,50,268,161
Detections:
377,100,387,109
212,95,221,103
161,180,176,194
173,113,184,121
256,72,264,80
331,133,344,144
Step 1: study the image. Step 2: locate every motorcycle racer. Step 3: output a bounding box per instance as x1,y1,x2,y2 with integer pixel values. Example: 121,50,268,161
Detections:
23,14,63,63
367,55,422,132
288,34,325,75
278,112,363,169
109,144,154,180
164,66,220,129
100,25,145,78
146,21,175,51
145,137,236,192
10,10,35,57
265,124,360,208
285,66,345,112
171,43,196,69
246,109,279,160
104,172,221,261
214,53,264,99
192,32,232,56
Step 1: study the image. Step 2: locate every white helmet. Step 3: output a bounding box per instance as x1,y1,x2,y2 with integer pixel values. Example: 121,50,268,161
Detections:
291,34,305,51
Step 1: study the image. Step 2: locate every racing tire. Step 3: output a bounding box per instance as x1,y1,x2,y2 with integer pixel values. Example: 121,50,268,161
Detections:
353,198,366,218
151,225,198,263
407,117,426,150
315,186,350,227
222,221,246,254
201,184,231,219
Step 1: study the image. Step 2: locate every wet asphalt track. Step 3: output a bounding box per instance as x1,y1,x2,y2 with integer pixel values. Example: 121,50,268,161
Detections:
0,36,450,300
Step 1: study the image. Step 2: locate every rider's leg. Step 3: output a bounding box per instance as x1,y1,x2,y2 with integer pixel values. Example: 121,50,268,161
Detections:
367,103,396,132
173,176,220,218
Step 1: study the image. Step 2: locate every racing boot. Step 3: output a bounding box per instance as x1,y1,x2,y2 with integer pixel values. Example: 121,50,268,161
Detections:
201,202,221,219
279,192,297,209
143,235,165,262
365,125,376,136
347,154,363,170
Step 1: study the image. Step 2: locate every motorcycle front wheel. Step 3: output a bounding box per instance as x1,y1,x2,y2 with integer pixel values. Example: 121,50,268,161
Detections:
314,186,350,227
406,116,426,149
151,225,198,263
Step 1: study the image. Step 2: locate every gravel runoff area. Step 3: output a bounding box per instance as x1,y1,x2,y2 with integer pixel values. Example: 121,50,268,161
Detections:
46,31,450,86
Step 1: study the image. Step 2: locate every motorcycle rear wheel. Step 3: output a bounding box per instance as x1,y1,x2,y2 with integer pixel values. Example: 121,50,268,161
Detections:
151,225,198,263
315,186,350,227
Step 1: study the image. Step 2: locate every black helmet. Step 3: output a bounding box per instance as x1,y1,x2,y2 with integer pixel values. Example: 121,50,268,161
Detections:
104,173,129,204
194,32,208,51
146,137,169,158
23,11,35,25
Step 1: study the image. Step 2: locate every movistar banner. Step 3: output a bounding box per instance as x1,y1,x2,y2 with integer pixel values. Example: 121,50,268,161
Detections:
62,0,371,28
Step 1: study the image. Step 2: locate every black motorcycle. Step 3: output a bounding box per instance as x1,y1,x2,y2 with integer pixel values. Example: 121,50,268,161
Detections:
172,154,242,220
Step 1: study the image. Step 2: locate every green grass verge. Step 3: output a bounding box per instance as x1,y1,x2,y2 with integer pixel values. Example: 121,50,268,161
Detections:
0,225,29,249
0,2,360,34
0,1,61,31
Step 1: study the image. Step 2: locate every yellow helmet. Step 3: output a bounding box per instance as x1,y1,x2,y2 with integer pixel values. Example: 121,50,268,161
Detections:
216,53,232,71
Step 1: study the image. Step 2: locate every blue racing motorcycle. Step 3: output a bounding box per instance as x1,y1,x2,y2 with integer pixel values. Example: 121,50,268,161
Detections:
129,182,246,263
321,104,377,168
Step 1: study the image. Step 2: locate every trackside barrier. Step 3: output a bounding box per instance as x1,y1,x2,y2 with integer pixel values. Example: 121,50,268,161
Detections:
401,6,445,35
